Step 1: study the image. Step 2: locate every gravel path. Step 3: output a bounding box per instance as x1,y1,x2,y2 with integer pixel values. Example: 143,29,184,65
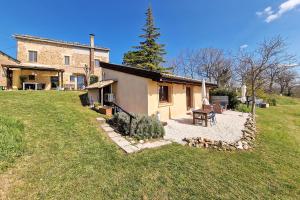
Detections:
164,110,248,144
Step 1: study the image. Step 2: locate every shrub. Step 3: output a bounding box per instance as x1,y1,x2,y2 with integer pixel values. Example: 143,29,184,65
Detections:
210,88,239,109
109,112,165,140
90,75,99,85
267,97,277,106
236,104,251,113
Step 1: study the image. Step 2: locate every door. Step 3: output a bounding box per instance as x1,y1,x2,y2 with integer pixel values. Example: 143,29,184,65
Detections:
51,76,59,89
186,87,192,110
6,69,13,89
77,75,85,90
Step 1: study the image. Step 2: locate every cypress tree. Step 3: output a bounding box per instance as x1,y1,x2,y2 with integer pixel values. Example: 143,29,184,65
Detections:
123,6,167,71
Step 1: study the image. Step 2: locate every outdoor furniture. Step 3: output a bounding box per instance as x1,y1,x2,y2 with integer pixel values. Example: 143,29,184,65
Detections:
192,109,211,127
207,111,217,126
23,82,45,90
64,84,75,90
213,102,225,114
202,104,214,111
211,96,229,109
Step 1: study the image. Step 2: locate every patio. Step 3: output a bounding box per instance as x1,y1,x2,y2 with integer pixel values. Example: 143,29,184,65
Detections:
164,110,248,144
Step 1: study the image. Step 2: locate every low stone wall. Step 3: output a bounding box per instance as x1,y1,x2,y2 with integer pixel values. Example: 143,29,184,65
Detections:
184,114,257,151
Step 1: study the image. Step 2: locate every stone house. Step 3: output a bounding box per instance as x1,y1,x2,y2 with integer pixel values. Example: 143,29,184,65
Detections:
0,34,109,90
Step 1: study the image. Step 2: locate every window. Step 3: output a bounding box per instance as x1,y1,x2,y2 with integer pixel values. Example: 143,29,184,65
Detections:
95,59,101,67
28,51,37,62
28,75,35,81
159,85,170,103
64,56,70,65
70,75,76,82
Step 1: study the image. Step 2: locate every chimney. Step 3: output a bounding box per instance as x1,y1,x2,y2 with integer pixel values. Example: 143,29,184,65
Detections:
90,33,95,48
89,34,95,74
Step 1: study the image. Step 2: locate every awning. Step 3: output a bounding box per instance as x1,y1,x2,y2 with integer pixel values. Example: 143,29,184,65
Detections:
86,80,116,89
2,64,64,72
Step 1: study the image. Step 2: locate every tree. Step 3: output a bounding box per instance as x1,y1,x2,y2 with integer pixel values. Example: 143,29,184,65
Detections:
276,69,298,96
235,36,293,118
168,48,232,87
123,6,166,71
167,49,199,78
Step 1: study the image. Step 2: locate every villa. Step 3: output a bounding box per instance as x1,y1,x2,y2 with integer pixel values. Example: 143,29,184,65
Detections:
0,34,109,90
0,34,216,121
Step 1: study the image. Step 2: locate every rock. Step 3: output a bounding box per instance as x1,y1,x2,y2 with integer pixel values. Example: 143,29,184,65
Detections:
204,138,211,143
236,141,243,150
139,140,144,144
243,144,249,150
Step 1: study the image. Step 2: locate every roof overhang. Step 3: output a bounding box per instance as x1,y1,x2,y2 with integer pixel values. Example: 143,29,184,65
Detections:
0,51,20,64
2,64,64,72
161,75,217,87
100,62,161,81
14,34,110,52
86,79,116,89
100,62,218,87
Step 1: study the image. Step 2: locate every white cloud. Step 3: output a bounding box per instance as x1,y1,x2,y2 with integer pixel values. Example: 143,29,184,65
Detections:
240,44,248,49
256,6,273,16
256,0,300,23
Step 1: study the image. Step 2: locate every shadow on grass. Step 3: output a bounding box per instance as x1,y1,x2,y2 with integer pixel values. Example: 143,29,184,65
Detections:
79,92,89,106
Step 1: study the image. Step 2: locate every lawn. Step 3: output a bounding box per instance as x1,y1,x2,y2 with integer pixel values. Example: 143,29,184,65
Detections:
0,91,299,199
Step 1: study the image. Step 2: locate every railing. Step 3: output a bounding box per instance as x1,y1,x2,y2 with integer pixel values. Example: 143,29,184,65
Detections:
111,102,135,136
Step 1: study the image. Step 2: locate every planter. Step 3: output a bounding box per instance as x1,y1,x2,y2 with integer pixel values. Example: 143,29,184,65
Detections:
98,106,113,116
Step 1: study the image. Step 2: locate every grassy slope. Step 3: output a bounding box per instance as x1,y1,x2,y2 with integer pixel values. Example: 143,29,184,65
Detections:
0,91,299,199
0,115,24,171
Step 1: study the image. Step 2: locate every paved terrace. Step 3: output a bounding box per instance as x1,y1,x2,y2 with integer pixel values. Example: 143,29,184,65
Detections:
164,110,248,144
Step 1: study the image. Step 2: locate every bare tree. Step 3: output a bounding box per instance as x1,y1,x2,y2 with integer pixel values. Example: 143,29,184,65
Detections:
265,62,296,93
236,36,292,118
276,69,298,95
168,48,232,87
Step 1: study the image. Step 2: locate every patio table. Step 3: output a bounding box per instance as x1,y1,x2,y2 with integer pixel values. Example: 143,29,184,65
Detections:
192,109,211,127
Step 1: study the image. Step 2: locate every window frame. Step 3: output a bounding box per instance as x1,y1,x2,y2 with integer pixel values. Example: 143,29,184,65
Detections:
159,84,172,104
95,59,101,67
28,50,37,63
70,75,76,82
64,56,70,65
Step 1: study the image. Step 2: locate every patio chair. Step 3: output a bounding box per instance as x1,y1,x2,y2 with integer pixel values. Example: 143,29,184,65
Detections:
208,111,217,126
213,102,224,114
202,104,214,111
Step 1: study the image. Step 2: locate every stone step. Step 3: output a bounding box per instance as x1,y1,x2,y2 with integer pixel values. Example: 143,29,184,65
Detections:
101,125,115,132
96,117,106,124
122,145,140,154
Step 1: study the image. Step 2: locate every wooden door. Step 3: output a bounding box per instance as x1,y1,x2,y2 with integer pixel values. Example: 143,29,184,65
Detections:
186,87,192,110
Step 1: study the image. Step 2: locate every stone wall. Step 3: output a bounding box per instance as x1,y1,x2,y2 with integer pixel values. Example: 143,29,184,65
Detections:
16,39,109,86
0,54,19,87
184,114,257,151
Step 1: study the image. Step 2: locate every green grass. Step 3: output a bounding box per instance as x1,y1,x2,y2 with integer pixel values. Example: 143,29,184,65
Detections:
0,115,24,171
0,91,299,199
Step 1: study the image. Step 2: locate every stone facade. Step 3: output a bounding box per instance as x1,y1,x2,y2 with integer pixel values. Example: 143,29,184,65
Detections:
15,36,109,89
0,53,19,87
0,34,110,90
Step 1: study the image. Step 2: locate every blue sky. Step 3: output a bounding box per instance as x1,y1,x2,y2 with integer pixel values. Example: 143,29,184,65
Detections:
0,0,300,69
